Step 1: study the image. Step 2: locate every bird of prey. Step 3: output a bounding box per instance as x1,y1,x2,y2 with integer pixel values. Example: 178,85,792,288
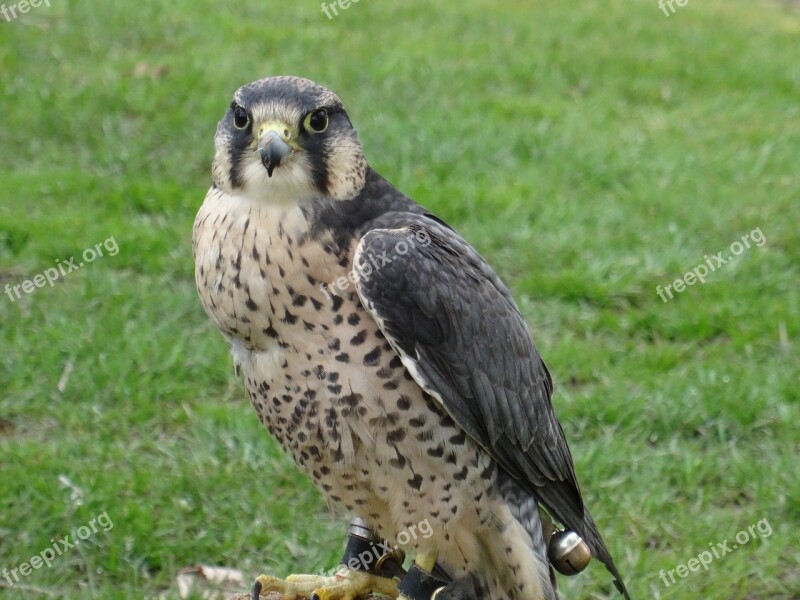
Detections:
193,76,630,600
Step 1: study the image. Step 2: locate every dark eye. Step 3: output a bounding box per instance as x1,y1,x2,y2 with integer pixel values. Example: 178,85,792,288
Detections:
304,109,329,133
232,104,249,130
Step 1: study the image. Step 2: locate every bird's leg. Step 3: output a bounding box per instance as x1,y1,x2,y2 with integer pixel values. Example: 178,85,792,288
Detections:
252,518,403,600
396,553,450,600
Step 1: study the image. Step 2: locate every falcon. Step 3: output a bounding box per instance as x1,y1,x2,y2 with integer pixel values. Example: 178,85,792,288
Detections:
193,76,630,600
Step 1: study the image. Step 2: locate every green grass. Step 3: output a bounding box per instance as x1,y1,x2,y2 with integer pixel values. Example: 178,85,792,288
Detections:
1,0,798,598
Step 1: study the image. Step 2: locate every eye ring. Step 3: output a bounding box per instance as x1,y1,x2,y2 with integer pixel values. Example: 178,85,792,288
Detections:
232,104,250,130
304,108,329,133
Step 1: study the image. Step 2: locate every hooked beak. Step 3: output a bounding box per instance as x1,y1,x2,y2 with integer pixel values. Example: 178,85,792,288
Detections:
257,127,293,177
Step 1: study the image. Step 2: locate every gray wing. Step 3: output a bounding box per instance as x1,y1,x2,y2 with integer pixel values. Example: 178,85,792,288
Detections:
353,213,629,599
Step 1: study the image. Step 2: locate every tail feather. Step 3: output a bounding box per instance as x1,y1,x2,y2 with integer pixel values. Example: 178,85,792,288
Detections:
500,472,630,599
575,506,631,599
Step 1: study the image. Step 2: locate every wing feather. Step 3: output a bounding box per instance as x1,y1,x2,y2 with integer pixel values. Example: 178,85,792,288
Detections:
353,213,629,599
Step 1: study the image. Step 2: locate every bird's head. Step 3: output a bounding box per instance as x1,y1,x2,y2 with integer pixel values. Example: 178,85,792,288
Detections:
211,76,367,204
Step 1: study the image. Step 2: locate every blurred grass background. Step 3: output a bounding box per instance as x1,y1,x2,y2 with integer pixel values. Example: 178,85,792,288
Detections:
1,0,798,598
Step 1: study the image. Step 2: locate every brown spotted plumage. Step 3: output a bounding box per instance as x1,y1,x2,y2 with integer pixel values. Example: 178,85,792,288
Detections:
193,76,629,600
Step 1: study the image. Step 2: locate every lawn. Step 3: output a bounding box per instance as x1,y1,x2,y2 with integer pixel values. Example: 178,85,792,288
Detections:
0,0,798,598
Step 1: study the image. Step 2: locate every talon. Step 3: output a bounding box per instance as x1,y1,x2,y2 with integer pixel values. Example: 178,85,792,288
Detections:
251,569,397,600
253,573,302,600
313,570,399,600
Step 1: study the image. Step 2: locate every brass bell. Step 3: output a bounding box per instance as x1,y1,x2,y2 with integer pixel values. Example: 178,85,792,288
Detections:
547,529,592,575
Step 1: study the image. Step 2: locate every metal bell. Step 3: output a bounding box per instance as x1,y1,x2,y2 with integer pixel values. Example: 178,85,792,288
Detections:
547,529,592,575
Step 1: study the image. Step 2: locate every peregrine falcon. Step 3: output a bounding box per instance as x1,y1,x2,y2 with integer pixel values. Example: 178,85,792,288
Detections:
193,76,630,600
